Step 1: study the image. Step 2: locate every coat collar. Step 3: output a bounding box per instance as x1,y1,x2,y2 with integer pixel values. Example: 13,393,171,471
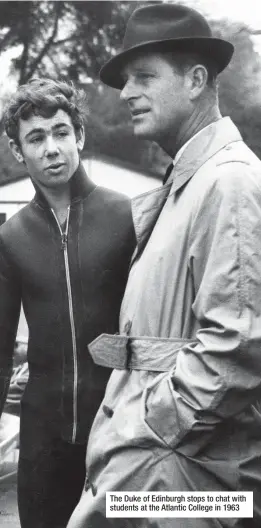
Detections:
33,161,96,209
131,117,242,258
169,116,242,193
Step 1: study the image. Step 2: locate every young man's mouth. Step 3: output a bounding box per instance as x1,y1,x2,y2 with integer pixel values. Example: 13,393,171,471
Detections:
46,163,65,172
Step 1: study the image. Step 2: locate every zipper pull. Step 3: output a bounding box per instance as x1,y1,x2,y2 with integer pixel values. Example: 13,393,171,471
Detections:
61,233,68,250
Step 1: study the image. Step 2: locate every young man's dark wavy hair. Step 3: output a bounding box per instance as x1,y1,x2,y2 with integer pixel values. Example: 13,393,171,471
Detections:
4,78,88,146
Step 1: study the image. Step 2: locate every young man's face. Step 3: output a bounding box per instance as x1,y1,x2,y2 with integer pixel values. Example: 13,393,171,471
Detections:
120,52,191,149
10,109,85,190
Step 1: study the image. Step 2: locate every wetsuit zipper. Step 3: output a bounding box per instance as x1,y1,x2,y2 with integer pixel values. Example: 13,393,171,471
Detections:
51,206,78,443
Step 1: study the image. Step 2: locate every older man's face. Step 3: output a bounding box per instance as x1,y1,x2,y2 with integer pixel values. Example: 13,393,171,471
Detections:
120,52,191,150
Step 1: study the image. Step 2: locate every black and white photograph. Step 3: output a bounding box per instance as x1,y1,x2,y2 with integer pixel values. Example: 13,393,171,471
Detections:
0,1,261,527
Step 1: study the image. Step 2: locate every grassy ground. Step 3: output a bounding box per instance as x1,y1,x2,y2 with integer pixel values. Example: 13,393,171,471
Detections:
0,459,20,528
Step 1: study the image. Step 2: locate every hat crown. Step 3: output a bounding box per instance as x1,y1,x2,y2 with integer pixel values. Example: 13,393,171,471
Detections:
123,4,212,50
100,3,234,89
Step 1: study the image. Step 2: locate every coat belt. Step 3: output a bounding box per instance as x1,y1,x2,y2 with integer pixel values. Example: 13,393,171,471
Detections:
88,333,193,372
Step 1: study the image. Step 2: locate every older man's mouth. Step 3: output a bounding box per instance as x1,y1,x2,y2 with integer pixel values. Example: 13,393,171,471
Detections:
131,109,150,118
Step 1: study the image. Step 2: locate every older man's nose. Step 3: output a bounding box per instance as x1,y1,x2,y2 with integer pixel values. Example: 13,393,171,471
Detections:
120,78,138,101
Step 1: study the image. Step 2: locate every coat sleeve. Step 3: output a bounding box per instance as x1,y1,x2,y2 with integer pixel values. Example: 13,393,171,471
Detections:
145,161,261,455
0,236,21,417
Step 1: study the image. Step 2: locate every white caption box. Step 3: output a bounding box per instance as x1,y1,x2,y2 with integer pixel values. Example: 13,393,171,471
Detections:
106,491,253,518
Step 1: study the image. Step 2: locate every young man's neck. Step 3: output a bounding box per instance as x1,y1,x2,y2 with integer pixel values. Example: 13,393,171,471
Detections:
40,184,71,226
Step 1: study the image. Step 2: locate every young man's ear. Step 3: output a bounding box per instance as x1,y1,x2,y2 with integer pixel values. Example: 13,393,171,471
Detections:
76,126,85,153
9,140,24,163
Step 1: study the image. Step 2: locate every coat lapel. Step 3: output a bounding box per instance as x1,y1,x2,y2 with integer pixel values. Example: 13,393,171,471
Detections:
131,182,172,264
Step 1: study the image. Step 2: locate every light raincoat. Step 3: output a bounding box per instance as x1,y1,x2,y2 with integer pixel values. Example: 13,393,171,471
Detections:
68,118,261,528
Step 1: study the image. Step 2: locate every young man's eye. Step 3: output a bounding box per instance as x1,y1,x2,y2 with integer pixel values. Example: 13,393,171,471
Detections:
30,136,42,144
57,131,68,138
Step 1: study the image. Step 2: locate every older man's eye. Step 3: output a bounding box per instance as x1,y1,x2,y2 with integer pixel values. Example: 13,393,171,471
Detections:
138,71,153,78
135,72,155,83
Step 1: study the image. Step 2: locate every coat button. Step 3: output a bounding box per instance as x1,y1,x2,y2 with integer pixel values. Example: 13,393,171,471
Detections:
84,474,97,496
84,475,90,492
103,404,114,418
84,474,92,492
124,320,132,335
91,482,97,496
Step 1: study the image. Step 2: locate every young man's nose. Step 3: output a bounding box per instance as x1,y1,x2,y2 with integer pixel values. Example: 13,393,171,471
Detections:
45,136,59,156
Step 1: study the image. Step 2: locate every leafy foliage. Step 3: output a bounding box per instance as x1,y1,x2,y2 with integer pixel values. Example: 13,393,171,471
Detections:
0,0,261,184
216,20,261,158
0,1,139,83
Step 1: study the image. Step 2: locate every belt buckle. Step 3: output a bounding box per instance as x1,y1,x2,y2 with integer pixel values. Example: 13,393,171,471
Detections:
126,338,132,369
123,320,133,369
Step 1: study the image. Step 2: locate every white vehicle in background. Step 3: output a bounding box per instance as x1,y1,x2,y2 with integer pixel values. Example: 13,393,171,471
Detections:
0,338,28,482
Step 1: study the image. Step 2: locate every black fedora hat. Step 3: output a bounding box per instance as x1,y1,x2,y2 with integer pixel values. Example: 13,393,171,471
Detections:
100,3,234,89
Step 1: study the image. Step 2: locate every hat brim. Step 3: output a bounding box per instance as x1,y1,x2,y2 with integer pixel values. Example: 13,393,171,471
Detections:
100,37,234,89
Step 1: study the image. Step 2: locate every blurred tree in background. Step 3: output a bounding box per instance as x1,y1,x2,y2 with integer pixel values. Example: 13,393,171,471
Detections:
0,1,138,83
0,0,261,183
216,20,261,157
